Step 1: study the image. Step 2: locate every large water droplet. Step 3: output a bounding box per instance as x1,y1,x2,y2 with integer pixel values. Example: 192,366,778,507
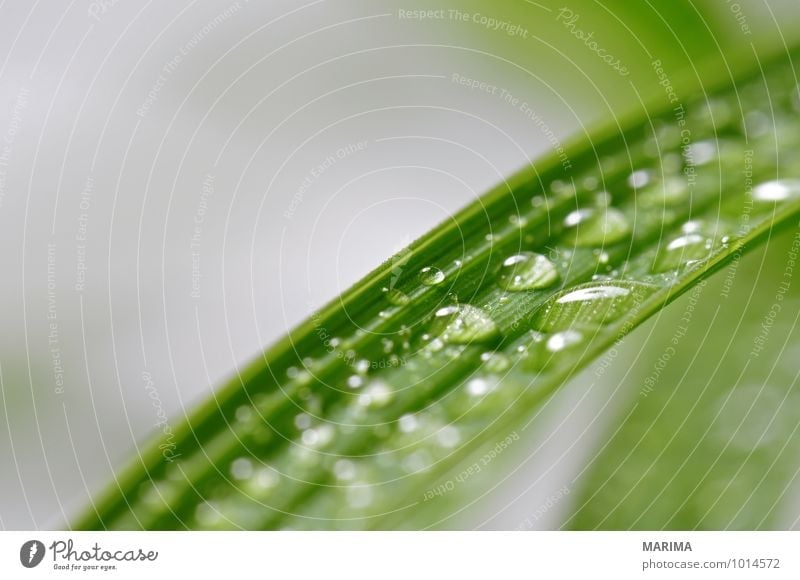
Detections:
532,281,656,332
562,207,631,247
430,304,499,344
419,266,445,286
753,179,800,202
496,252,559,291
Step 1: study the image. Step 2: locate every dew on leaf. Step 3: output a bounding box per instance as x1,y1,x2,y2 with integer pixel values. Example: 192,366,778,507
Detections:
652,232,714,273
496,252,560,291
562,207,631,246
430,304,500,344
532,281,657,332
384,288,410,306
480,351,511,373
419,266,445,286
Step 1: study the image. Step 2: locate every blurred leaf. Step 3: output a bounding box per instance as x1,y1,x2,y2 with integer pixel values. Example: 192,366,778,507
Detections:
567,225,800,530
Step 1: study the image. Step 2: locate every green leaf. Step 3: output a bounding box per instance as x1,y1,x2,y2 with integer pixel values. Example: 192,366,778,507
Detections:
76,48,800,530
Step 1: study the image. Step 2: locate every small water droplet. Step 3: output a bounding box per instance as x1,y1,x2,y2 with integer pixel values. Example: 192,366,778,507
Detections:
436,425,461,448
533,281,656,332
302,424,334,447
419,266,445,286
753,179,800,202
546,329,584,352
235,405,253,423
628,169,651,189
466,377,491,396
652,232,714,273
334,459,356,481
496,252,559,291
294,413,312,430
255,467,279,489
686,140,718,166
358,380,394,408
480,351,511,373
509,214,528,228
430,304,499,344
384,288,410,306
230,457,254,480
398,413,418,433
562,207,631,247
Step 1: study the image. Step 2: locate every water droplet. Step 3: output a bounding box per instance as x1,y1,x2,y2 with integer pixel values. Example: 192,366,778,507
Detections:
294,413,312,430
533,281,656,332
430,304,499,344
753,179,800,202
562,207,631,247
546,329,584,352
384,288,410,306
628,169,651,189
255,468,279,489
466,377,492,396
652,233,714,273
509,214,528,228
419,266,445,286
358,380,394,407
230,457,254,480
235,405,253,423
436,425,461,448
334,459,356,481
686,140,718,166
480,351,511,373
496,252,559,291
398,413,418,433
302,424,334,447
347,375,363,389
